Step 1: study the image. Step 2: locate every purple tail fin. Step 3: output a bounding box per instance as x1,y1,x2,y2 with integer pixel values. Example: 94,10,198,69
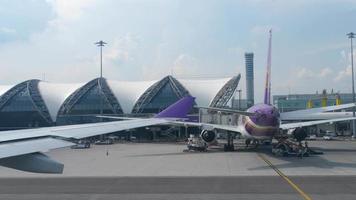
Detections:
155,96,195,118
264,29,272,105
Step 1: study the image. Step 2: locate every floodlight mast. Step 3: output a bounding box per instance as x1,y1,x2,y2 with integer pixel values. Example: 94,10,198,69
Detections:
95,40,107,78
347,32,355,139
95,40,107,123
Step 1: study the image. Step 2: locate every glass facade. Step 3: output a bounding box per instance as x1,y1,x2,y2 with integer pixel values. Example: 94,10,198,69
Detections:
68,84,115,115
56,78,123,125
132,76,191,114
138,82,181,113
0,76,239,130
0,86,50,130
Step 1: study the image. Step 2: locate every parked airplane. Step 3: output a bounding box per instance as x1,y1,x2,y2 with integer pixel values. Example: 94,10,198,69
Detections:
0,96,195,174
181,30,356,150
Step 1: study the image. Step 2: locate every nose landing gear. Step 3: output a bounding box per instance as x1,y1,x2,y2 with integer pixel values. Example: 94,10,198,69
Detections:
245,139,259,149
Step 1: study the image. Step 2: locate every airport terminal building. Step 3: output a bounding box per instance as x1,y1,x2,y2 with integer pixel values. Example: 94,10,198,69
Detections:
0,75,241,131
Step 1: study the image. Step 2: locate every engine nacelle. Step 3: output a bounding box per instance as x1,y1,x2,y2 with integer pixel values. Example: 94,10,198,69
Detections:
200,130,216,144
291,127,308,142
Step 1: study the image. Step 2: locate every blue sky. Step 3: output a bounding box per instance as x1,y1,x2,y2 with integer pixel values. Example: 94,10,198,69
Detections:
0,0,355,102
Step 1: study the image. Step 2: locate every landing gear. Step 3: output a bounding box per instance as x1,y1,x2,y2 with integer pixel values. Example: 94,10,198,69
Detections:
245,139,259,149
245,139,251,147
224,132,235,152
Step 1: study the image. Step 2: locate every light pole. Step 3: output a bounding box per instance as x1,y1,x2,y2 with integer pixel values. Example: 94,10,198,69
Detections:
95,41,106,79
95,40,106,130
347,32,356,138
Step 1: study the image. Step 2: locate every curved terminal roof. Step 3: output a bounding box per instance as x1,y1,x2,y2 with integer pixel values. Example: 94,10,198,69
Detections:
132,76,191,114
107,80,157,114
57,78,123,116
178,77,232,106
0,85,14,96
0,75,240,121
38,82,84,121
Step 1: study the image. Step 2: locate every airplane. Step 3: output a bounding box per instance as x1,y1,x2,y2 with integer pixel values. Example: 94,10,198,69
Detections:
174,30,356,151
0,96,196,174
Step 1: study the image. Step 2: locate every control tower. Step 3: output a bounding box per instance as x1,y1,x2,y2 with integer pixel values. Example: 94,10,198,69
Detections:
245,52,254,107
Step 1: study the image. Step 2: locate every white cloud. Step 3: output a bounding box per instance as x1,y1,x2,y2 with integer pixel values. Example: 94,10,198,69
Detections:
305,43,349,55
46,0,97,30
349,51,356,63
47,0,96,20
319,68,333,77
0,27,17,35
172,54,199,78
334,49,356,81
103,34,140,64
297,67,314,78
334,66,352,82
296,67,333,79
340,50,347,61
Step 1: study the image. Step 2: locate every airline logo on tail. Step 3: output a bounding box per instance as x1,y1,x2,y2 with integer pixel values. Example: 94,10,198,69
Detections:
264,29,272,105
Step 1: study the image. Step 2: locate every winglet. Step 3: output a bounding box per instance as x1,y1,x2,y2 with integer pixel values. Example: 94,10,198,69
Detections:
155,96,195,118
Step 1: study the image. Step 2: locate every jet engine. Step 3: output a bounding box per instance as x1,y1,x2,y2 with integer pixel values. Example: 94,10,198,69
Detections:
291,127,308,142
200,130,216,144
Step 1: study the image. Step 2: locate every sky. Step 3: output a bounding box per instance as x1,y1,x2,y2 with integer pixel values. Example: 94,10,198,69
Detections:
0,0,356,103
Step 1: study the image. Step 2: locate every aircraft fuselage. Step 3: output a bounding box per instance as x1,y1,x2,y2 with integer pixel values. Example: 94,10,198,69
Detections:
241,104,280,140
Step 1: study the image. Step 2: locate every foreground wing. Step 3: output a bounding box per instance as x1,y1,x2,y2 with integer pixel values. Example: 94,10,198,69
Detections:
0,118,168,173
280,117,356,130
0,137,74,173
0,118,168,143
0,96,195,174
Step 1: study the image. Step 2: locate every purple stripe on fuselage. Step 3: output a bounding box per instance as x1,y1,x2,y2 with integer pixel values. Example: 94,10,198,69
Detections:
243,116,277,137
243,104,280,138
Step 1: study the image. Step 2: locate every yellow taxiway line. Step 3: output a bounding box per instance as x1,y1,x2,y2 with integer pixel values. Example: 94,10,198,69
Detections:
258,153,312,200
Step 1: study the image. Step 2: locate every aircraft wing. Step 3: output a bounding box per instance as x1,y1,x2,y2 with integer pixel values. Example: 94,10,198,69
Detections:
0,96,196,174
0,137,75,173
173,121,248,137
0,118,168,173
280,103,356,120
279,117,356,130
0,118,168,143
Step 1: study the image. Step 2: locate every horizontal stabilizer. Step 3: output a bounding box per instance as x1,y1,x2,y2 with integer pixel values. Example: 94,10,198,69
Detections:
0,152,64,174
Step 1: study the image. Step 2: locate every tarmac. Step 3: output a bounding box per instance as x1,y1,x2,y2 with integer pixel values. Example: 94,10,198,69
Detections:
0,140,355,200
